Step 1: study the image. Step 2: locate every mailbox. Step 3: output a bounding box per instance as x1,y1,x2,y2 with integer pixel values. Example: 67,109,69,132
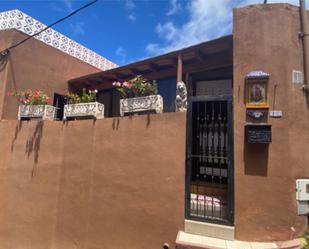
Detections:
245,124,272,144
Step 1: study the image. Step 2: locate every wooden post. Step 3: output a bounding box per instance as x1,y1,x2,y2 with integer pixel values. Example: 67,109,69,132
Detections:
185,72,191,96
177,54,182,82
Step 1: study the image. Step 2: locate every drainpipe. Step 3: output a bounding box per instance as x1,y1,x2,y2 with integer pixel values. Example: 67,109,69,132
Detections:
299,0,309,92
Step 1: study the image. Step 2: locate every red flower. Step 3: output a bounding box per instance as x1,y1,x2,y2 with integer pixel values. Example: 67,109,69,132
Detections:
127,82,132,89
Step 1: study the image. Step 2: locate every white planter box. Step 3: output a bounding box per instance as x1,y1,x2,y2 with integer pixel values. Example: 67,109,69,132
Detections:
18,105,56,120
63,102,104,120
120,95,163,116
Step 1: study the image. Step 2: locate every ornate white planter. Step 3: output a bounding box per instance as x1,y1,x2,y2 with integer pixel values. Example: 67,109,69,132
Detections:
120,95,163,116
63,102,104,120
18,105,56,120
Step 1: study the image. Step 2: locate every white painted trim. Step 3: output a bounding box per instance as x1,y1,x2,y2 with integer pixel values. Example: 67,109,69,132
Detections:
0,9,117,71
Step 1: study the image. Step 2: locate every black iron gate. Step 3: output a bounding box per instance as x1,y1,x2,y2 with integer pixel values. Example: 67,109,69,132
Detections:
185,96,233,225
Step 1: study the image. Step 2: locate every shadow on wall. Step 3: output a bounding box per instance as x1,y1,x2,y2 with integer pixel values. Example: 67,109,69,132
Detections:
0,52,9,73
11,120,23,151
112,118,120,130
305,91,309,109
112,114,152,130
25,121,44,170
244,143,269,176
10,120,44,176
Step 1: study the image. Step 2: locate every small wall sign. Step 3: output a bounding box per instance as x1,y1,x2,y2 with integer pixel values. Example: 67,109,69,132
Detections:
247,109,268,119
270,110,283,118
245,124,272,144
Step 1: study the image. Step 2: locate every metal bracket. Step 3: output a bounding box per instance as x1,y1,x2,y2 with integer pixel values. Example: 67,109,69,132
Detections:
298,32,309,38
302,84,309,93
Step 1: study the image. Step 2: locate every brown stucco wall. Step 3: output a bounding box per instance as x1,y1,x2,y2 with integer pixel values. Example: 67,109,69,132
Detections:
0,112,186,249
0,29,101,120
233,4,309,241
0,30,13,119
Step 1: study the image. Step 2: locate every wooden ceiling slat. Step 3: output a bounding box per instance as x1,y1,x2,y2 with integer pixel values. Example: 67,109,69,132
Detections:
69,35,233,88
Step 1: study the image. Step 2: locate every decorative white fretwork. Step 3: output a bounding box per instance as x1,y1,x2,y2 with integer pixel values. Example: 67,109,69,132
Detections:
18,105,56,120
63,102,104,120
120,95,163,116
0,9,117,71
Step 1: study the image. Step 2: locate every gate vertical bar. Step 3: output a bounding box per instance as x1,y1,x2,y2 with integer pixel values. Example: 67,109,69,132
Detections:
226,97,234,224
185,99,193,219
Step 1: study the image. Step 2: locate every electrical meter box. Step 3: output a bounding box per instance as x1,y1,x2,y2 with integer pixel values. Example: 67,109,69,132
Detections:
296,179,309,201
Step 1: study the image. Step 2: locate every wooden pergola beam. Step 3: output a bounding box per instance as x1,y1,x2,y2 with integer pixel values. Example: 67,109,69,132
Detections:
195,50,208,63
148,62,161,72
170,58,177,68
177,54,183,82
128,68,144,75
100,75,118,82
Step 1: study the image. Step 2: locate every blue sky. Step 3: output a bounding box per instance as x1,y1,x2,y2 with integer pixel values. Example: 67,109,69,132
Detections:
0,0,306,66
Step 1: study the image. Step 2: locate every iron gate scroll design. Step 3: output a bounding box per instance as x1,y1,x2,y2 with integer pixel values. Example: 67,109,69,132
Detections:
186,96,234,225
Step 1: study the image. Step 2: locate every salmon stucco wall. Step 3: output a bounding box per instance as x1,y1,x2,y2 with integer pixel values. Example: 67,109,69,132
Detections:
0,29,101,120
233,4,309,241
0,113,186,249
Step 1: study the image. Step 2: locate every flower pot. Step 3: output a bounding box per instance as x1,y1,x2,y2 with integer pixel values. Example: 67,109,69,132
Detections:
18,105,56,120
63,102,104,120
120,95,163,116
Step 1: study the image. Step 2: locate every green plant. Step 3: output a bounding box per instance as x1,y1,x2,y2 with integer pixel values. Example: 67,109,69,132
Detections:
64,88,98,104
7,89,52,105
301,231,309,248
113,75,158,98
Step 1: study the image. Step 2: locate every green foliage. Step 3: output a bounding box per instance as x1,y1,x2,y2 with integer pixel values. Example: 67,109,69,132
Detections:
65,88,97,104
113,75,158,98
301,231,309,248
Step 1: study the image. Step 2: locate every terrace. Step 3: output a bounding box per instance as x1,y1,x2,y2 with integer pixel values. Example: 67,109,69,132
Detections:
65,35,233,118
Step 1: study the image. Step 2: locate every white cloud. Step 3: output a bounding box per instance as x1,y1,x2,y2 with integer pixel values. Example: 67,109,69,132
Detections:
50,0,74,13
125,0,135,10
166,0,181,16
146,0,232,55
145,43,161,55
128,13,136,22
62,0,74,12
124,0,137,22
70,22,85,36
156,22,178,42
146,0,309,56
115,46,127,64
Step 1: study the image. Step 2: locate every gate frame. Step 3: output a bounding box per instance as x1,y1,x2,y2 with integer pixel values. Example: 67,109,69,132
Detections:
185,95,234,226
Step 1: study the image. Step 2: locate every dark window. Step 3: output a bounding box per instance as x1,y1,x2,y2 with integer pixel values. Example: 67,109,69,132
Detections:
53,93,65,120
97,89,120,117
156,77,176,112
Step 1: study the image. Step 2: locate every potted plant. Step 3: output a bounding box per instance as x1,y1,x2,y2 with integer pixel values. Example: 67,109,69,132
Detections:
63,88,104,120
7,89,56,120
113,75,163,116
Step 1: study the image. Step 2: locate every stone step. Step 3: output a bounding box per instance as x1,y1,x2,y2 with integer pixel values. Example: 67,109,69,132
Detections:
184,220,235,241
175,231,302,249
